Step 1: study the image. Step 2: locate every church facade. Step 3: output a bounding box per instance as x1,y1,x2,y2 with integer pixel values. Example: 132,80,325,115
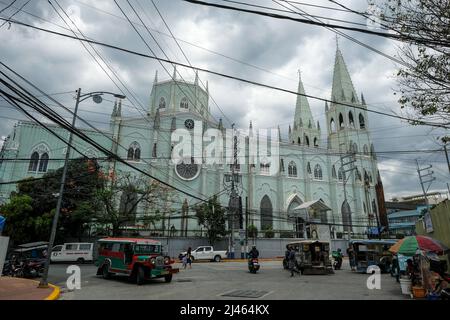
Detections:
0,47,386,239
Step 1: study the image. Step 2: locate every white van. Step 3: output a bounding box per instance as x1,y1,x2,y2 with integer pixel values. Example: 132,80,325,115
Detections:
50,243,94,263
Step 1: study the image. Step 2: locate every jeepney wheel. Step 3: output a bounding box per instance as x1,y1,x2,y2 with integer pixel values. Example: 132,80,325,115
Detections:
136,266,145,285
214,255,221,263
102,264,111,279
164,274,173,283
77,258,85,264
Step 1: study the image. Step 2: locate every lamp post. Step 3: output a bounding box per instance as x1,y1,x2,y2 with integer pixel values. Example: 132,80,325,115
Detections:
39,88,125,288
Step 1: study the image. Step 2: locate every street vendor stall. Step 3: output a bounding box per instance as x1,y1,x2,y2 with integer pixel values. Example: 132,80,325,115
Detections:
389,235,449,299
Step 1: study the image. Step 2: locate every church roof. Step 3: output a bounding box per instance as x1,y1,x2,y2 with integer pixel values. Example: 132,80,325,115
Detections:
331,47,359,104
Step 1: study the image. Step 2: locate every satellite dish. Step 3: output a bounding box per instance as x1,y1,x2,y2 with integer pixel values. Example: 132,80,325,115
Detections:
92,95,103,104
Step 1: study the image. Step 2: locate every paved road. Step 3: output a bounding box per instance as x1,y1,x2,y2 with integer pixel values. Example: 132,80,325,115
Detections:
47,260,408,300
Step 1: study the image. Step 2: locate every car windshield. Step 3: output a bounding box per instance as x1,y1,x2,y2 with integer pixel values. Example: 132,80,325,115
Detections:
134,244,161,255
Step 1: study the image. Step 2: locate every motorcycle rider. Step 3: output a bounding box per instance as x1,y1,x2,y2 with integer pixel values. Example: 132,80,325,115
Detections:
248,245,259,259
334,248,343,270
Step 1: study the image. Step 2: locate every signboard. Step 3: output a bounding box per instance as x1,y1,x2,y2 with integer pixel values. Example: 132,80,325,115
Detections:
0,215,5,232
424,212,434,233
0,236,9,277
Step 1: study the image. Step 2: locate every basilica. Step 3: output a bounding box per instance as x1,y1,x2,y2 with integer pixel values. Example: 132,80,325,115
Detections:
0,47,387,240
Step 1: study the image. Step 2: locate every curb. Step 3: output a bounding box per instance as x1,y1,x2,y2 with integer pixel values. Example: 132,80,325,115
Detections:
45,283,61,300
32,280,61,300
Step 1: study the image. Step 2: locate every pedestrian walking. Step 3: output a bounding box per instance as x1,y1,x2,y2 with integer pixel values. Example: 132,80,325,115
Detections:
182,255,188,269
186,246,192,269
288,247,300,277
346,245,356,271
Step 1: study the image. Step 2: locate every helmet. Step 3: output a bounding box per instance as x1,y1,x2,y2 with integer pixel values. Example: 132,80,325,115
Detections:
252,245,256,249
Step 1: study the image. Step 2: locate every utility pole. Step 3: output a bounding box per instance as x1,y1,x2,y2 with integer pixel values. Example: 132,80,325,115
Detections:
339,144,356,240
245,196,248,258
39,88,81,287
444,143,450,174
416,160,435,233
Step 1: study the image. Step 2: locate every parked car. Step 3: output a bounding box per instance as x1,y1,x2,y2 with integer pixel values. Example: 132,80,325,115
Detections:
51,243,94,264
179,246,227,262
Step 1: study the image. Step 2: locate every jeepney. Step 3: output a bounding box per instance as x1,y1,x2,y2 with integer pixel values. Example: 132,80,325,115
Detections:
96,237,179,285
284,240,334,275
350,239,397,273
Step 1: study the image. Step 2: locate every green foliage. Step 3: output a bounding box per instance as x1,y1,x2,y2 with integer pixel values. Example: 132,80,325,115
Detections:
2,159,103,243
262,226,274,238
195,195,227,245
379,0,449,131
1,194,52,244
247,224,258,238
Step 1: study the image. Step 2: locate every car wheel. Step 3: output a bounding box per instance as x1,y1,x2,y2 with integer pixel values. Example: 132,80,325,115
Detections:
136,266,145,285
214,255,221,263
164,274,173,283
77,258,85,264
102,264,111,279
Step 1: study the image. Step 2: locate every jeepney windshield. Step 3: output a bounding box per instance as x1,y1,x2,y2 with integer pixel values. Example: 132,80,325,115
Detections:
134,244,161,255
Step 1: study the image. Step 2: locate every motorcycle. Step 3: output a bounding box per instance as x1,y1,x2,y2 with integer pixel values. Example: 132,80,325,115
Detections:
248,258,260,274
22,259,45,278
332,251,343,270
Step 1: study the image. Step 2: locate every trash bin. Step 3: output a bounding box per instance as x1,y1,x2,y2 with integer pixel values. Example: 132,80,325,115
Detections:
400,278,412,295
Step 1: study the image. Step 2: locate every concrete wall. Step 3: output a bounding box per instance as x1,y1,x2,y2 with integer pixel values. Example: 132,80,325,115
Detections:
0,236,10,276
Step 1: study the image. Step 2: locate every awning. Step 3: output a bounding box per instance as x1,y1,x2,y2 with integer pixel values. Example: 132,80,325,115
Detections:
288,199,331,219
293,199,331,212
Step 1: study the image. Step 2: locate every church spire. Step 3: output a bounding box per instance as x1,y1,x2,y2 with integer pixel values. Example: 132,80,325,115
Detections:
194,70,199,85
154,70,158,84
294,70,315,130
331,46,358,104
172,65,177,80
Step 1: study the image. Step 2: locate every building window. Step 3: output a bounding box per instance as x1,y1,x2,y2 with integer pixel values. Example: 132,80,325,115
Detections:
260,163,270,175
159,97,166,109
359,113,365,129
127,142,141,161
363,144,369,155
28,152,39,172
349,111,355,127
339,113,344,129
314,164,323,180
305,136,310,146
338,167,345,182
152,143,157,158
38,153,49,172
332,165,337,179
180,97,188,109
297,137,301,145
355,167,362,181
288,161,297,177
307,162,312,175
313,137,318,147
330,118,336,132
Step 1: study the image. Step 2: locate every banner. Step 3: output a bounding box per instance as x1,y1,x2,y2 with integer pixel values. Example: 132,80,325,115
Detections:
0,216,5,232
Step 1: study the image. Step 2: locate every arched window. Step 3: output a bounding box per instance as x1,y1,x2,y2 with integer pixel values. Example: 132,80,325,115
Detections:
313,137,318,147
338,167,345,182
364,170,370,184
355,167,362,181
314,164,323,180
339,113,344,129
127,142,141,161
288,161,297,177
158,97,166,109
353,143,358,153
152,143,157,158
180,97,188,109
28,152,39,172
349,111,355,127
369,173,373,184
260,163,270,175
307,162,312,175
297,137,301,145
260,195,273,231
363,144,369,155
341,200,352,232
305,136,310,146
330,118,336,132
359,113,365,129
38,153,49,172
332,165,337,179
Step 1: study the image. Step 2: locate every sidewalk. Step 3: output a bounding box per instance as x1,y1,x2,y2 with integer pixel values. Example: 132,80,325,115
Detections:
0,277,60,300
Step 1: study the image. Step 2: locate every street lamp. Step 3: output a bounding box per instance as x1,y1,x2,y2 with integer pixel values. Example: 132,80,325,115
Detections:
39,88,125,288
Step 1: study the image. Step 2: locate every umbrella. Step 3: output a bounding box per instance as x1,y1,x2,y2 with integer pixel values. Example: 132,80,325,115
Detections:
389,235,449,256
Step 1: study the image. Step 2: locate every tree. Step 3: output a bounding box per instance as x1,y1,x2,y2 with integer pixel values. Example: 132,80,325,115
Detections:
195,195,227,245
247,224,258,238
0,194,52,244
15,158,104,241
377,0,449,128
94,171,169,236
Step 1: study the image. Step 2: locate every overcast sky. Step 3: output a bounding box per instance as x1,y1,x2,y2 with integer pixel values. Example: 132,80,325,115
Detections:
0,0,448,199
